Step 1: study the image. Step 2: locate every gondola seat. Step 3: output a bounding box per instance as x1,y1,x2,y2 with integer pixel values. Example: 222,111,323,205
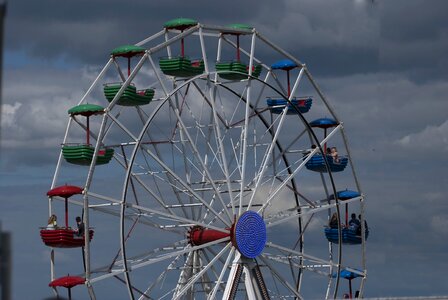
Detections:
216,61,262,80
305,154,348,172
266,97,312,114
62,144,114,166
324,227,369,245
40,228,94,248
104,83,154,106
159,57,204,77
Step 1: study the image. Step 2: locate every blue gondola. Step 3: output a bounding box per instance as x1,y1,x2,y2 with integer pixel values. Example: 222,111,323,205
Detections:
310,117,338,128
266,97,312,114
268,59,312,113
329,190,361,201
332,269,364,299
271,59,298,70
306,117,346,172
324,227,369,244
305,154,348,172
332,269,363,280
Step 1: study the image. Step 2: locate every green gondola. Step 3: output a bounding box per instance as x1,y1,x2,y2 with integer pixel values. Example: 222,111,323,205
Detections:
62,144,114,165
215,61,262,80
104,83,154,106
159,57,204,77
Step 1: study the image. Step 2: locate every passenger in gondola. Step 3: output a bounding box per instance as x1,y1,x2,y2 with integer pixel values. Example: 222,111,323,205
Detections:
358,214,368,235
47,214,57,229
330,147,340,163
304,144,318,156
348,213,360,232
74,216,84,237
329,212,339,228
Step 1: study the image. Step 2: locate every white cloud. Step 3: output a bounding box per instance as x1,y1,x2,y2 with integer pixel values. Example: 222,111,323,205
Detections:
431,215,448,235
1,102,22,127
258,0,378,50
1,65,108,144
395,119,448,153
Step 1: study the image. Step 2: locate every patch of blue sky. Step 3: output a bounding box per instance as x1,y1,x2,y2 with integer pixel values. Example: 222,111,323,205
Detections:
0,166,55,187
4,49,80,70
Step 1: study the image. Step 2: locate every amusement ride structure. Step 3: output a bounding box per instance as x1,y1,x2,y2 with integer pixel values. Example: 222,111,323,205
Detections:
41,18,368,299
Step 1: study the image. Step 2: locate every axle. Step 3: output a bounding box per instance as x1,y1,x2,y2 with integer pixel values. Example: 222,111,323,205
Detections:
188,226,230,246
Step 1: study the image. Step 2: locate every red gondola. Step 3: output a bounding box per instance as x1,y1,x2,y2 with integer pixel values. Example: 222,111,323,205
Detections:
49,275,85,300
42,185,94,248
40,228,94,248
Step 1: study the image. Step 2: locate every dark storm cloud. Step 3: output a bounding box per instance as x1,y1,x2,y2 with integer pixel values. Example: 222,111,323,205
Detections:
6,0,381,77
14,0,444,84
379,0,448,80
6,0,284,63
380,0,448,42
297,46,379,76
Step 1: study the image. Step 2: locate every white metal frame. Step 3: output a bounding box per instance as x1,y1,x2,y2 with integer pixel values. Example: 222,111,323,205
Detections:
47,21,366,300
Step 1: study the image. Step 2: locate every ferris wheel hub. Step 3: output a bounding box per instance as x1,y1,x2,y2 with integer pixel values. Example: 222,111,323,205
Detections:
233,211,266,259
188,226,230,246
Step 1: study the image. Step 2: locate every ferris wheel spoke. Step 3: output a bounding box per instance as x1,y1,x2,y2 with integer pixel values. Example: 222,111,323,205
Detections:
253,72,271,109
132,203,228,233
257,126,342,214
222,252,243,299
190,87,215,219
140,145,193,220
192,81,229,128
247,105,289,211
181,85,230,180
247,67,305,207
108,214,145,272
265,196,362,229
173,251,195,298
112,57,127,82
200,248,228,285
265,242,335,268
170,141,219,187
133,110,192,220
258,256,303,300
238,79,251,217
273,128,308,160
228,135,243,178
164,91,203,219
272,177,316,208
141,144,231,227
173,243,231,300
108,112,139,142
170,117,200,221
88,191,228,233
226,86,248,128
262,253,332,278
90,240,188,283
170,101,233,223
146,54,170,98
111,275,152,300
129,238,230,285
56,193,184,235
207,246,235,300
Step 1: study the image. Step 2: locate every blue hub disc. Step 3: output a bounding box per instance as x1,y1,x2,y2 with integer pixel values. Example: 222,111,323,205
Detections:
234,211,266,258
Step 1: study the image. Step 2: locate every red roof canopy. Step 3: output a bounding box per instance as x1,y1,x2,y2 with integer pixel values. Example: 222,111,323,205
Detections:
47,185,83,198
49,275,85,289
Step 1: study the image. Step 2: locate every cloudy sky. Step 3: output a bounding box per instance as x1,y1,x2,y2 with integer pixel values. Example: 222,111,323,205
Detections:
1,0,448,299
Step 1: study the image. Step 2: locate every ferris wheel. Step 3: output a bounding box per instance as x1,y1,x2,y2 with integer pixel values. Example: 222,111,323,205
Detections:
42,18,368,300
